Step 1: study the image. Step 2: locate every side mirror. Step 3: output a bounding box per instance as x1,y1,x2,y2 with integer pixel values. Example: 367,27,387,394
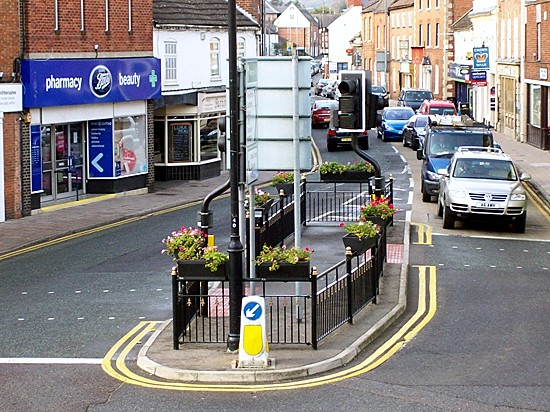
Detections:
520,172,531,181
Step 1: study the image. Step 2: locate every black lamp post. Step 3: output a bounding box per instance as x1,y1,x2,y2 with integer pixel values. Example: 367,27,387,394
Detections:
226,0,243,352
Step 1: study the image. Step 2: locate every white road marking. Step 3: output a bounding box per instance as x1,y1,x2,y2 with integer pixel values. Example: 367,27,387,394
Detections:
0,358,103,364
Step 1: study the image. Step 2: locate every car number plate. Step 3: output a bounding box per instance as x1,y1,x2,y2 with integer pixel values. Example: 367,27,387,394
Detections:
341,138,352,142
477,202,500,208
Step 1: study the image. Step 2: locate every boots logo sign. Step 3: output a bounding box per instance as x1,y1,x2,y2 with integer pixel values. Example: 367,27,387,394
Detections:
89,65,112,98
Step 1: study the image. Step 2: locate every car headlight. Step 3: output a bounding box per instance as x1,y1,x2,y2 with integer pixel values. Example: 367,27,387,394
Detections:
384,123,395,131
426,170,440,181
448,189,467,198
510,193,526,201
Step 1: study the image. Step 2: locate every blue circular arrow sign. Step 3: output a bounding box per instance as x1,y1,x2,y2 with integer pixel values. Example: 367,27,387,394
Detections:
243,301,262,321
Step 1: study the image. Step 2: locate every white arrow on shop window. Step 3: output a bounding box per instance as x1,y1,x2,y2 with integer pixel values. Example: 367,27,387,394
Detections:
245,303,260,319
91,153,104,173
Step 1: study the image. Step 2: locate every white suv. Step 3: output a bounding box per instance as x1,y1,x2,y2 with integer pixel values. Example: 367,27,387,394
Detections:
437,147,530,233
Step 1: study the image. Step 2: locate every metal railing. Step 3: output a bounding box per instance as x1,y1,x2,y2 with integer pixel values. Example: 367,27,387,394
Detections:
172,176,392,349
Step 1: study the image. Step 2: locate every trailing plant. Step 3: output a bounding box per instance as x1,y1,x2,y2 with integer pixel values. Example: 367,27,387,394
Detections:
255,244,313,271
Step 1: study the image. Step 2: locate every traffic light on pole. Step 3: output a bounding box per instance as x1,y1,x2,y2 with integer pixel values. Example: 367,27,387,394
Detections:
337,70,365,132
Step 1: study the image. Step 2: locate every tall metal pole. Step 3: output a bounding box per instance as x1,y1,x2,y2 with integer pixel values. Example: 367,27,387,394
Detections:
227,0,243,352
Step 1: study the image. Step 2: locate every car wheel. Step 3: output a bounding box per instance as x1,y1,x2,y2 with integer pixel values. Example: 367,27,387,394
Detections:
358,140,369,150
377,129,382,139
403,136,409,147
437,197,443,217
512,213,526,233
327,141,337,152
442,205,455,229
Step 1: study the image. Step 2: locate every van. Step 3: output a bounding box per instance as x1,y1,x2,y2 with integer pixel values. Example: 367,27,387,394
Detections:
417,115,494,202
397,88,434,111
418,99,457,116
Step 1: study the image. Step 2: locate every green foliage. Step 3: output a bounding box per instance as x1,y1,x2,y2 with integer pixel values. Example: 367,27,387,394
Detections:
255,244,313,271
360,195,396,220
271,171,294,185
161,226,228,272
340,220,380,239
319,160,375,174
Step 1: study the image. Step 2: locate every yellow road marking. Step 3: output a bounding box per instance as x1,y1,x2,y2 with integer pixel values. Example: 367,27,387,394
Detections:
525,184,550,221
411,223,433,245
102,267,437,391
0,200,203,261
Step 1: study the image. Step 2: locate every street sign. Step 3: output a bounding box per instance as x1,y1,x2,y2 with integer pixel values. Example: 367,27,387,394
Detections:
238,296,269,368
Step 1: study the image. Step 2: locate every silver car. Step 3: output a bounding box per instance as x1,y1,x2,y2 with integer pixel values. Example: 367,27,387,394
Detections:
437,147,530,232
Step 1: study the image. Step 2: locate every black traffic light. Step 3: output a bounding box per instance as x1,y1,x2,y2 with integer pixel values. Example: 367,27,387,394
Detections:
337,70,365,131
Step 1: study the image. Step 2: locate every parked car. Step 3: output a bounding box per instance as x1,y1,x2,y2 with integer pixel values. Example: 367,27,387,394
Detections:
397,88,434,111
321,80,338,99
417,115,495,202
402,114,429,150
371,85,389,108
326,114,369,151
315,79,330,96
311,99,339,128
376,106,415,141
437,147,530,233
418,99,457,115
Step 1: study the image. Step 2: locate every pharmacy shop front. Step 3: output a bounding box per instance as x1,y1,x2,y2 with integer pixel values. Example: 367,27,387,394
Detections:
22,58,161,209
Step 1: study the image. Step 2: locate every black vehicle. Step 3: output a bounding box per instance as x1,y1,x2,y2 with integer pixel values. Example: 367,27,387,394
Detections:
397,88,434,111
371,85,389,108
326,115,369,152
402,114,429,150
417,115,494,202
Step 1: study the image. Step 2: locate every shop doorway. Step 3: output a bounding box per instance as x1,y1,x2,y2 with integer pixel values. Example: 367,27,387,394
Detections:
41,123,85,203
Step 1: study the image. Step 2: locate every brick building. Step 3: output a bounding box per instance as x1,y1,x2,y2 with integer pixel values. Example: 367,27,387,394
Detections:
17,0,160,215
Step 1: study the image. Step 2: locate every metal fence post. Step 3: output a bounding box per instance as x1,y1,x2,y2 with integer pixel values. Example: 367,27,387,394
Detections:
311,266,318,350
171,266,180,350
345,247,354,324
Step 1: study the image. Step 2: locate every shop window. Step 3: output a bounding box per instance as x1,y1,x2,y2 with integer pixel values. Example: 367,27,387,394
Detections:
114,115,147,176
238,37,246,59
168,121,194,163
530,84,541,128
199,117,220,161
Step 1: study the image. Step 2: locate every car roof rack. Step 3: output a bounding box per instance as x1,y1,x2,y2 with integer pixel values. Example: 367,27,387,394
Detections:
456,146,503,153
428,114,487,128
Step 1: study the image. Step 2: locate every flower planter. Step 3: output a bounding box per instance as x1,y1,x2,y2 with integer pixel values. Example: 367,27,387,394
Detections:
320,171,375,183
342,234,378,255
177,260,228,281
253,198,274,225
361,215,389,230
256,261,311,281
275,182,294,196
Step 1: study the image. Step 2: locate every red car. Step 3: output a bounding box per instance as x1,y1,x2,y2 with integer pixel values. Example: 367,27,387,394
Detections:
311,100,339,128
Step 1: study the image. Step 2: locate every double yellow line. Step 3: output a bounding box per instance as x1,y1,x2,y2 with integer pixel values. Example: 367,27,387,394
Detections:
102,265,437,392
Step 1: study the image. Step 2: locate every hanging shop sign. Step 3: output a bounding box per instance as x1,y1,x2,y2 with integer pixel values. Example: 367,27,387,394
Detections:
470,70,488,87
473,47,490,69
21,58,161,108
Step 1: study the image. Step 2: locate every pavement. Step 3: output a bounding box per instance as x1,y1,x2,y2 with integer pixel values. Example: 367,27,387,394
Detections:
1,129,548,383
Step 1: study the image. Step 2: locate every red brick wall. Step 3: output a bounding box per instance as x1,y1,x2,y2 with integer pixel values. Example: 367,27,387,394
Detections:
0,1,22,219
237,0,261,23
24,0,153,54
525,2,550,80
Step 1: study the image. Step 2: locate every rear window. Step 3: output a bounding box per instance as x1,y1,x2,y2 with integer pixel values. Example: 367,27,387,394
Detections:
428,132,493,155
405,90,433,102
415,117,428,127
316,101,338,110
429,106,456,115
386,109,414,120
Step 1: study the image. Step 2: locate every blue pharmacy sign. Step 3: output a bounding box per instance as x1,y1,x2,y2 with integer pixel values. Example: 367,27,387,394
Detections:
21,58,161,108
473,47,490,70
88,119,114,178
30,126,42,193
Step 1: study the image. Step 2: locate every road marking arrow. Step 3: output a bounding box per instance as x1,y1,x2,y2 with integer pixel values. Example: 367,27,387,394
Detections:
92,153,104,173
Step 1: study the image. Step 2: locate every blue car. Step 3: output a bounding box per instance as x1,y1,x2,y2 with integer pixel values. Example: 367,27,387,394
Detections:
377,107,415,141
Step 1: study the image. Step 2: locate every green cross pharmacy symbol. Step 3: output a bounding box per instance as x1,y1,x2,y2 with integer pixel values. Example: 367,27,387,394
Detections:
149,70,158,87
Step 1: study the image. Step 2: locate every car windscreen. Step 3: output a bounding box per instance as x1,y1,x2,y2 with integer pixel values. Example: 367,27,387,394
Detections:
429,107,455,115
452,158,517,180
372,86,385,94
415,117,428,128
428,132,493,156
405,90,433,102
317,101,339,110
